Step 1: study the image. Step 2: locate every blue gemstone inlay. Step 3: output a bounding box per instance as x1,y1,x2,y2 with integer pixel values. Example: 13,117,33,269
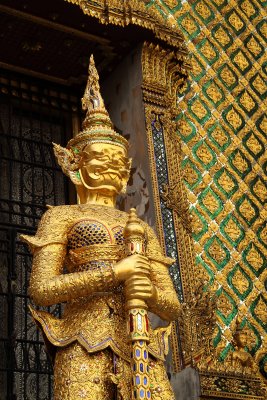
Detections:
140,341,143,345
144,377,147,385
144,350,148,359
151,116,183,302
147,391,151,398
133,363,136,371
136,349,141,357
140,363,144,372
136,376,140,385
140,389,145,398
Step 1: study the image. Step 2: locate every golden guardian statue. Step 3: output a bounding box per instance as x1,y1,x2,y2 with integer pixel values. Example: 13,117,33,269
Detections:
21,55,180,400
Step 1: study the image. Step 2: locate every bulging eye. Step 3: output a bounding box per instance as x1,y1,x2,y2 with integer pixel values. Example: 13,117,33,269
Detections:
94,167,103,174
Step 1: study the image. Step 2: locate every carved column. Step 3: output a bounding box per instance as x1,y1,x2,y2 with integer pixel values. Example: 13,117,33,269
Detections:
141,42,214,371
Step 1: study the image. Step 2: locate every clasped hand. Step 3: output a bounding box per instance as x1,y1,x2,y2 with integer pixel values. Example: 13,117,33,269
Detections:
114,254,157,303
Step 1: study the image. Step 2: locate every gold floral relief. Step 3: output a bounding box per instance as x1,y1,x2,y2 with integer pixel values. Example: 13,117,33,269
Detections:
246,245,264,272
214,27,232,47
228,12,244,31
231,151,249,173
232,51,250,71
238,199,256,221
253,180,267,202
206,84,223,104
225,109,243,130
245,134,263,156
239,92,256,113
217,171,236,193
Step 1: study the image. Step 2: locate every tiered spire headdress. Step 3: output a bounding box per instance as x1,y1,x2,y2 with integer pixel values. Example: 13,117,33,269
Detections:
53,55,129,185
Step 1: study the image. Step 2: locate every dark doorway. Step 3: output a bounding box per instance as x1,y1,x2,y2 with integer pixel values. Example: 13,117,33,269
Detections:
0,69,80,399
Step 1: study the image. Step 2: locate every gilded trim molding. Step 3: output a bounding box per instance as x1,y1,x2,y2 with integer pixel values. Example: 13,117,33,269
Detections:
65,0,189,54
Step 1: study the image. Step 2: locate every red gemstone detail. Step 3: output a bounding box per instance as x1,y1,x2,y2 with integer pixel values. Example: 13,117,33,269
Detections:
145,315,149,332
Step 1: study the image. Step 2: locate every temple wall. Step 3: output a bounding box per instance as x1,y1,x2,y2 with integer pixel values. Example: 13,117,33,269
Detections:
102,46,156,227
145,0,267,378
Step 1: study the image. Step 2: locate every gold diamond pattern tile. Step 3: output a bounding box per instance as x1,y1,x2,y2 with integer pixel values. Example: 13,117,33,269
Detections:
146,0,267,377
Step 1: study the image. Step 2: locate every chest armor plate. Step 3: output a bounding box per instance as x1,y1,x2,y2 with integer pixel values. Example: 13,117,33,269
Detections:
66,219,125,271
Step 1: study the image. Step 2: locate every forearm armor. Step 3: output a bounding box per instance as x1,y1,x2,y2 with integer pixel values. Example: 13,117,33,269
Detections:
147,261,180,321
29,244,117,306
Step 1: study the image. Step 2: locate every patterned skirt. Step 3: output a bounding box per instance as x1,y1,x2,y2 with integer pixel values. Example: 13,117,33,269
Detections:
54,342,175,400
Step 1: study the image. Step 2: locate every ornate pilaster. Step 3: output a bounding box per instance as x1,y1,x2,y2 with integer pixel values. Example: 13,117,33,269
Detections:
141,42,211,371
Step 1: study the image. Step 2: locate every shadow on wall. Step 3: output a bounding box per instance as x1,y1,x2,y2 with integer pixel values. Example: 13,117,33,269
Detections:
171,367,200,400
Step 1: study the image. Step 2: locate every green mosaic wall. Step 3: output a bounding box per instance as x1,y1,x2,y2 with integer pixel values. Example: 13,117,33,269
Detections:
146,0,267,377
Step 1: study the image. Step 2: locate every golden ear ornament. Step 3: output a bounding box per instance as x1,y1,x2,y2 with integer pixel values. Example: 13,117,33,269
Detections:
53,143,82,185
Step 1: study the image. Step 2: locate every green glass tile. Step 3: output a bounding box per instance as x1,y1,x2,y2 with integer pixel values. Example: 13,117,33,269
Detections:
208,122,231,152
243,131,265,160
154,3,168,17
211,0,228,9
176,114,197,143
257,0,267,6
196,255,215,288
250,294,267,330
228,149,252,178
178,12,201,40
161,0,182,11
216,287,238,325
222,105,245,133
218,342,234,362
214,167,238,197
203,79,226,108
199,187,224,218
145,1,155,7
190,54,206,82
182,158,203,190
243,242,267,277
188,96,211,124
236,194,259,226
231,49,252,74
256,114,267,136
205,235,231,270
257,222,267,249
218,63,238,90
250,73,267,100
241,319,262,355
239,0,259,21
191,208,209,241
250,175,267,205
193,0,215,24
244,34,265,60
256,20,267,43
192,140,216,169
220,214,245,246
212,23,233,50
237,89,258,117
196,38,220,66
226,9,246,35
213,324,222,347
227,263,253,300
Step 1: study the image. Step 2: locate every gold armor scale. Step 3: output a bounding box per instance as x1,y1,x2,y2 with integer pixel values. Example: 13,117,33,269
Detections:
22,204,179,399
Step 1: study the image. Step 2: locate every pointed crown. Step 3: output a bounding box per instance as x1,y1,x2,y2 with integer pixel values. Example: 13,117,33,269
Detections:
67,55,128,152
53,55,129,185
